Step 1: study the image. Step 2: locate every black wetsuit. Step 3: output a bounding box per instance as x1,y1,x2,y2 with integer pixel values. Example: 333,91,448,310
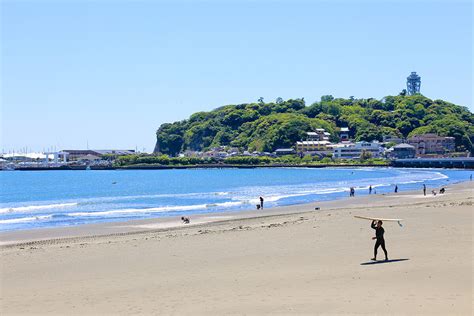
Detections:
371,221,388,260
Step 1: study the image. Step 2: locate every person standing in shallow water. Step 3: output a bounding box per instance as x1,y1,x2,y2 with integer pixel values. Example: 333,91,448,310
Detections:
259,196,264,209
369,185,372,194
423,184,426,196
394,185,398,193
371,220,388,261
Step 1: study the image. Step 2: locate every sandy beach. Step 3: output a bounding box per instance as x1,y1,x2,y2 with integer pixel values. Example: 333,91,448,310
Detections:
1,181,472,315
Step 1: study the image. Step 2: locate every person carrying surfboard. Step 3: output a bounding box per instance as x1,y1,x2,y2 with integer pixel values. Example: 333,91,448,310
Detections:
371,220,388,261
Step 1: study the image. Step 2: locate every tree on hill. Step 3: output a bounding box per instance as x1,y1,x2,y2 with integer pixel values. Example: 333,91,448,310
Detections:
154,95,474,155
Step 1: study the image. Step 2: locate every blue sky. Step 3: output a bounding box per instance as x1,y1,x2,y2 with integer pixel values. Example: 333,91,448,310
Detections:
1,0,472,152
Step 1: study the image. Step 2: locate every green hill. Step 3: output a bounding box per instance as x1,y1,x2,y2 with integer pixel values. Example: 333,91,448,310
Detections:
154,95,474,156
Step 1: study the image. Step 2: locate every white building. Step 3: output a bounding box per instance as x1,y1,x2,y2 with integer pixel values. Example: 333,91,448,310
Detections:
333,141,384,159
275,148,296,156
306,129,330,142
296,140,332,152
2,152,69,164
339,127,350,141
202,150,228,159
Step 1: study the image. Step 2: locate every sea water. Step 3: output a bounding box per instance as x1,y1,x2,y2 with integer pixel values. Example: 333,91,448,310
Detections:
0,167,471,231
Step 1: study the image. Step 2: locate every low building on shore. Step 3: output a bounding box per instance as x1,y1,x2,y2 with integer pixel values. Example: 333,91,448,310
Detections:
203,150,228,159
275,148,296,156
76,154,102,162
1,152,69,165
296,129,334,155
296,140,331,152
407,134,455,156
63,149,135,161
387,143,416,159
180,150,201,158
333,141,384,159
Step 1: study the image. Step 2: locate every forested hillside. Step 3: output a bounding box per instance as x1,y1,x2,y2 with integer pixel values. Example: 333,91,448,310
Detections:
154,95,474,155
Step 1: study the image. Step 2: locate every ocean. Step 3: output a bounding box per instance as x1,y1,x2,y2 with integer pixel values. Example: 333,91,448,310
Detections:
0,167,471,232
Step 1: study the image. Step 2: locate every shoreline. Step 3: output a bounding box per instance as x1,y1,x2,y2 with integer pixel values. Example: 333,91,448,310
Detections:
1,180,469,247
7,161,474,171
9,163,387,171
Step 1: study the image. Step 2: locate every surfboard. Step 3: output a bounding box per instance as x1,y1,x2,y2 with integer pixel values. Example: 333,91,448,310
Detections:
354,215,404,227
354,215,403,222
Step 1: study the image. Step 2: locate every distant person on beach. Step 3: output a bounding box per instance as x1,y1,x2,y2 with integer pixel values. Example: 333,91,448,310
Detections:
394,185,398,193
181,216,190,224
423,184,426,196
349,187,355,197
439,187,445,194
369,186,372,194
259,196,264,209
374,188,377,194
470,174,472,181
431,190,437,196
371,220,388,261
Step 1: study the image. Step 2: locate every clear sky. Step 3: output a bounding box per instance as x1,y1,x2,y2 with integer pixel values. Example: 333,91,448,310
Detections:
1,0,472,153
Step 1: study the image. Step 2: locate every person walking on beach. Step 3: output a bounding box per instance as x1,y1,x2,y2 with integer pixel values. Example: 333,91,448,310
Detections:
394,185,398,193
349,187,355,197
369,185,372,194
371,220,388,261
259,196,264,209
423,184,426,196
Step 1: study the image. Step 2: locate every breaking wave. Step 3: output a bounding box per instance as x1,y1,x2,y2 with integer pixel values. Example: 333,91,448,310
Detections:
0,203,78,214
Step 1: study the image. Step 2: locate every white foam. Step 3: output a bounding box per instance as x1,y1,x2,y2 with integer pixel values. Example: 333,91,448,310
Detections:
69,204,207,217
212,201,243,208
55,191,234,205
265,193,309,202
234,193,310,204
311,188,347,194
0,215,52,224
0,203,78,214
69,200,245,218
